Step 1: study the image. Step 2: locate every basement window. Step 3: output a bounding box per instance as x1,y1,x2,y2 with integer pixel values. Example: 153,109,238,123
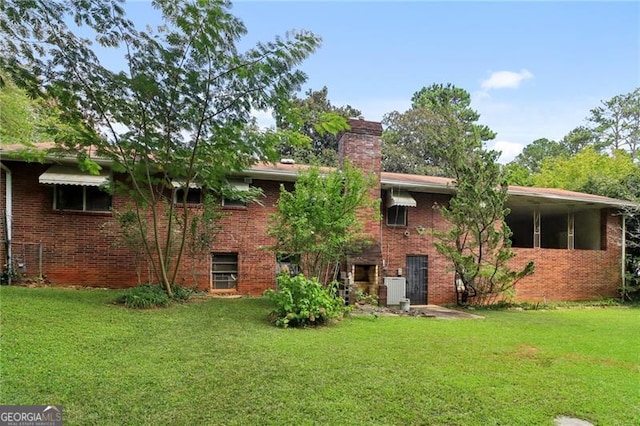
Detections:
211,253,238,290
54,185,112,212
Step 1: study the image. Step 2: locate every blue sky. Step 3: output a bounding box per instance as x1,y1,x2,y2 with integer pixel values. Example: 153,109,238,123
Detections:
124,1,639,162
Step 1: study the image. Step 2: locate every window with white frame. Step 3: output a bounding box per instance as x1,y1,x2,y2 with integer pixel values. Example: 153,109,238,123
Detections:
386,205,408,226
222,179,250,208
211,253,238,289
506,207,604,251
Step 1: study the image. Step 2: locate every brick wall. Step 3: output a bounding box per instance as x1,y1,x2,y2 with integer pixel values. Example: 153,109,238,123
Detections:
509,211,622,302
1,123,625,303
380,192,457,304
2,161,140,287
0,165,6,269
380,191,622,304
210,180,284,295
1,161,286,293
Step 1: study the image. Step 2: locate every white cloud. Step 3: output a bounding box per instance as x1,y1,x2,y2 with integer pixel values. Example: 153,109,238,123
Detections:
251,108,276,129
489,140,526,164
481,69,534,91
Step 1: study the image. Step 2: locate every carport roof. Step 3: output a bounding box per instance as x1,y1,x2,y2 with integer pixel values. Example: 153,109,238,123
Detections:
247,163,637,210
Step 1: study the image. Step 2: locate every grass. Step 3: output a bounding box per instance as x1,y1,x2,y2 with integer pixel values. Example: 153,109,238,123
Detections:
1,287,638,425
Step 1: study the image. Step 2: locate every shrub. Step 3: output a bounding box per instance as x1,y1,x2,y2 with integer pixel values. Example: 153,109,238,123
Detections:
0,267,20,285
171,285,194,302
355,289,378,306
117,284,193,309
265,274,349,328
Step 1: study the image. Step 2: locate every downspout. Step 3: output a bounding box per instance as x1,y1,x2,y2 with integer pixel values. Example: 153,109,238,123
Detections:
621,214,626,301
0,160,12,285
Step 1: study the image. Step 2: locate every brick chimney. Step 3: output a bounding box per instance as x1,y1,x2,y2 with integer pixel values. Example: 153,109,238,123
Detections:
338,118,383,182
338,118,383,266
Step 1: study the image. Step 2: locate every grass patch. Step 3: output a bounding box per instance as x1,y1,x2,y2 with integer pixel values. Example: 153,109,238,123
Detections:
1,287,638,425
458,298,625,311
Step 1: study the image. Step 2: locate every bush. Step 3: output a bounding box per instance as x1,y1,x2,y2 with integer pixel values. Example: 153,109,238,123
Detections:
0,267,21,285
265,274,349,328
117,284,192,309
171,285,194,302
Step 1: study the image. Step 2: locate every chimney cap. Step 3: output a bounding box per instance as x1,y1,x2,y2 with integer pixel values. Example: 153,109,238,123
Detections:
344,118,383,136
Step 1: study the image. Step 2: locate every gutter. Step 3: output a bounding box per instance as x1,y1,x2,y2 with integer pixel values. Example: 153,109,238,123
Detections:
0,160,12,284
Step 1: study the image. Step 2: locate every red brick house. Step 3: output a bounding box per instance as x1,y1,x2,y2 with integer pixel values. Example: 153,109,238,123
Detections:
0,118,633,304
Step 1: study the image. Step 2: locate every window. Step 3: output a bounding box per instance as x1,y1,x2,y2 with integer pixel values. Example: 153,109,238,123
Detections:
506,207,605,251
175,188,202,205
541,212,568,249
222,197,247,208
222,179,250,208
54,185,112,212
505,210,534,248
574,210,603,250
211,253,238,290
386,205,407,226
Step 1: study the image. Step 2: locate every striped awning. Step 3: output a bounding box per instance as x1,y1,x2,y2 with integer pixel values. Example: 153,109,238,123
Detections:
171,180,201,189
387,189,416,207
228,180,249,191
39,165,110,186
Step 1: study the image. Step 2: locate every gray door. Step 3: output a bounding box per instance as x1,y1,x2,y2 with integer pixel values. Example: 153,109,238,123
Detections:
406,255,428,304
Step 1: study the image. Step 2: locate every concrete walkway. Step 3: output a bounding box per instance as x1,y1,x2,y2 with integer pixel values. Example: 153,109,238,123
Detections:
409,304,484,319
353,303,483,319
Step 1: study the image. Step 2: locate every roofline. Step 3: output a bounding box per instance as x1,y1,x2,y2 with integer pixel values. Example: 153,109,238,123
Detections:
0,149,112,168
2,148,636,210
381,176,453,192
506,187,637,209
381,175,638,209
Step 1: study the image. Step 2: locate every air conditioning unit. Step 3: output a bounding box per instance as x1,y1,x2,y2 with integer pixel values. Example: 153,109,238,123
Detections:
384,277,406,305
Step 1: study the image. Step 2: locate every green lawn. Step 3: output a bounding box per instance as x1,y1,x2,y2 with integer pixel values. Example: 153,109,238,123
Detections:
1,287,638,425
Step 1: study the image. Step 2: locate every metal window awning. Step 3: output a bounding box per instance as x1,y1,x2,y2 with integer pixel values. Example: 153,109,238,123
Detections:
39,165,110,186
387,189,416,207
171,180,201,189
228,180,249,191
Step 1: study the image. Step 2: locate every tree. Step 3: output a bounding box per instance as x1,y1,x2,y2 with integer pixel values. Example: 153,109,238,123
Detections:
275,86,360,166
417,104,534,304
510,138,568,175
382,83,495,175
0,69,91,150
506,127,598,185
502,162,534,186
589,88,640,159
411,83,496,142
533,147,638,199
267,161,378,285
561,125,600,155
1,0,321,297
382,108,451,176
